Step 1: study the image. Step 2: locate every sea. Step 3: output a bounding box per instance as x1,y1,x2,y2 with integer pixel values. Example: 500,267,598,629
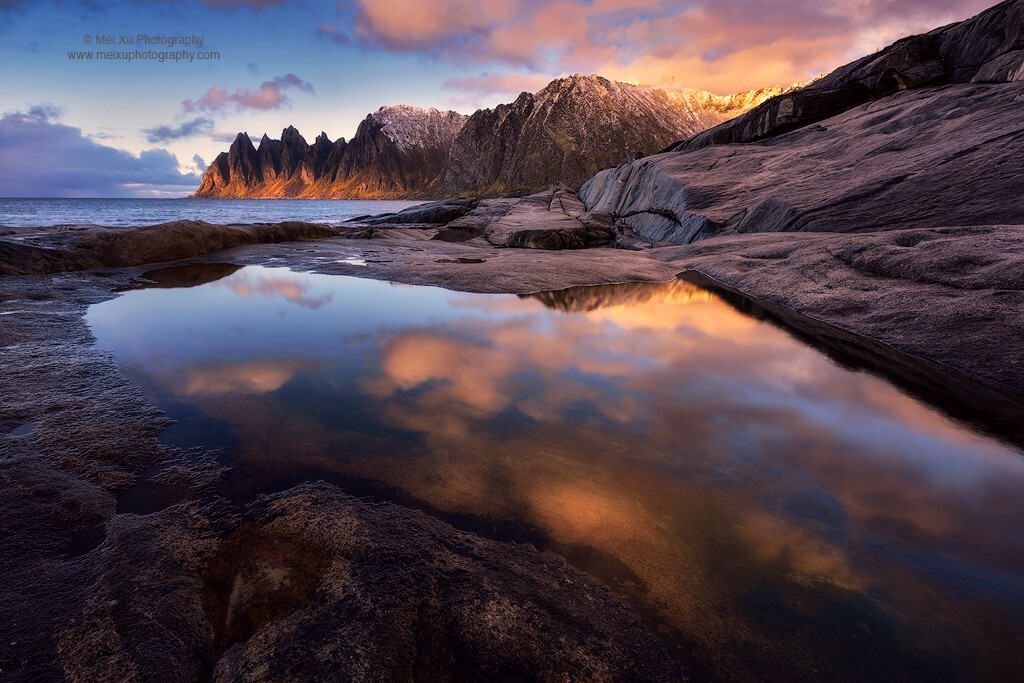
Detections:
0,198,428,228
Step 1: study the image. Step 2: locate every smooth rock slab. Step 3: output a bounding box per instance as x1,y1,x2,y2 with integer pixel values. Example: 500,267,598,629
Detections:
485,187,613,249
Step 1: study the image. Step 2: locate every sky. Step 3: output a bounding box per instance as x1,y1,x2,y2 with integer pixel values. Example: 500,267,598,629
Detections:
0,0,1000,197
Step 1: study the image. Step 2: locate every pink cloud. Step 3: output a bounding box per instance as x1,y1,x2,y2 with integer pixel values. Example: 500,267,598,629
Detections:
182,74,314,113
215,271,334,309
327,0,999,93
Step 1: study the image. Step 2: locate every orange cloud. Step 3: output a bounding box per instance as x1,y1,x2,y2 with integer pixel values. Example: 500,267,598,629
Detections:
329,0,998,95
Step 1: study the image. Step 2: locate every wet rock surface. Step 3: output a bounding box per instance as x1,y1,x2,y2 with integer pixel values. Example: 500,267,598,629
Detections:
211,484,680,682
1,216,1022,680
654,227,1024,393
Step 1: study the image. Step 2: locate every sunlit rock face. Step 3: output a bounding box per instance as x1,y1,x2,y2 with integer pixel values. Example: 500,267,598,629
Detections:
88,266,1024,681
437,75,790,196
195,107,467,199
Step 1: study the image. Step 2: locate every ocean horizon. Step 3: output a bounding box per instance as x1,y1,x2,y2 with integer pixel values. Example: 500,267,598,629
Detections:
0,197,427,228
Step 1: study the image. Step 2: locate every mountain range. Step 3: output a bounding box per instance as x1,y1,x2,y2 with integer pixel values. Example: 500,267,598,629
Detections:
193,76,792,199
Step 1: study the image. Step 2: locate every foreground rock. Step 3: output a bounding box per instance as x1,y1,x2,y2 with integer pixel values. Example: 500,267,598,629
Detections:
211,484,679,682
343,188,616,249
650,227,1024,392
357,198,478,226
482,186,613,249
0,220,337,275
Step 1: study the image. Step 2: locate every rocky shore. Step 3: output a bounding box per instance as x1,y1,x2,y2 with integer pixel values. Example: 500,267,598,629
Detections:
3,2,1024,679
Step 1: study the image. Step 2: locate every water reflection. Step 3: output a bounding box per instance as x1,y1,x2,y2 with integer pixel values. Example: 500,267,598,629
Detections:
87,266,1024,682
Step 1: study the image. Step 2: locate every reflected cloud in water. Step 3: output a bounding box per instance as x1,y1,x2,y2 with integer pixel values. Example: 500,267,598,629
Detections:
180,358,316,396
214,269,334,309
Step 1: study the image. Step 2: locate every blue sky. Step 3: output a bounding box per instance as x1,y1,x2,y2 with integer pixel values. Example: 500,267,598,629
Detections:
0,0,998,197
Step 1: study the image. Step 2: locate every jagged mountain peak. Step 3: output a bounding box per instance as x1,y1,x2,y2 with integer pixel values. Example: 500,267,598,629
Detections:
366,105,469,153
195,72,787,199
376,104,440,115
369,104,467,122
281,125,306,142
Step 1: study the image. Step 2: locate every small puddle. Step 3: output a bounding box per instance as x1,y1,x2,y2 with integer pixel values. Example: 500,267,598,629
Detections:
126,263,243,291
8,422,35,437
85,265,1024,680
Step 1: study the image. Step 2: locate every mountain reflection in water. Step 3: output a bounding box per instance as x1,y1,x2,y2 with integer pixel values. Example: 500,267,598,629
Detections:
87,265,1024,682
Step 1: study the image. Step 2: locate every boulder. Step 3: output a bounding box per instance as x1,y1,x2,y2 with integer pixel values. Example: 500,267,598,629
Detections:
360,199,477,225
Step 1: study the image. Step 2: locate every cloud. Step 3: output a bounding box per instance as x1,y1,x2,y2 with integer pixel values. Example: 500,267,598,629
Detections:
192,153,206,168
325,0,998,93
0,105,199,197
142,116,214,143
182,74,314,113
215,270,334,309
20,103,61,123
443,72,554,98
181,359,313,396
